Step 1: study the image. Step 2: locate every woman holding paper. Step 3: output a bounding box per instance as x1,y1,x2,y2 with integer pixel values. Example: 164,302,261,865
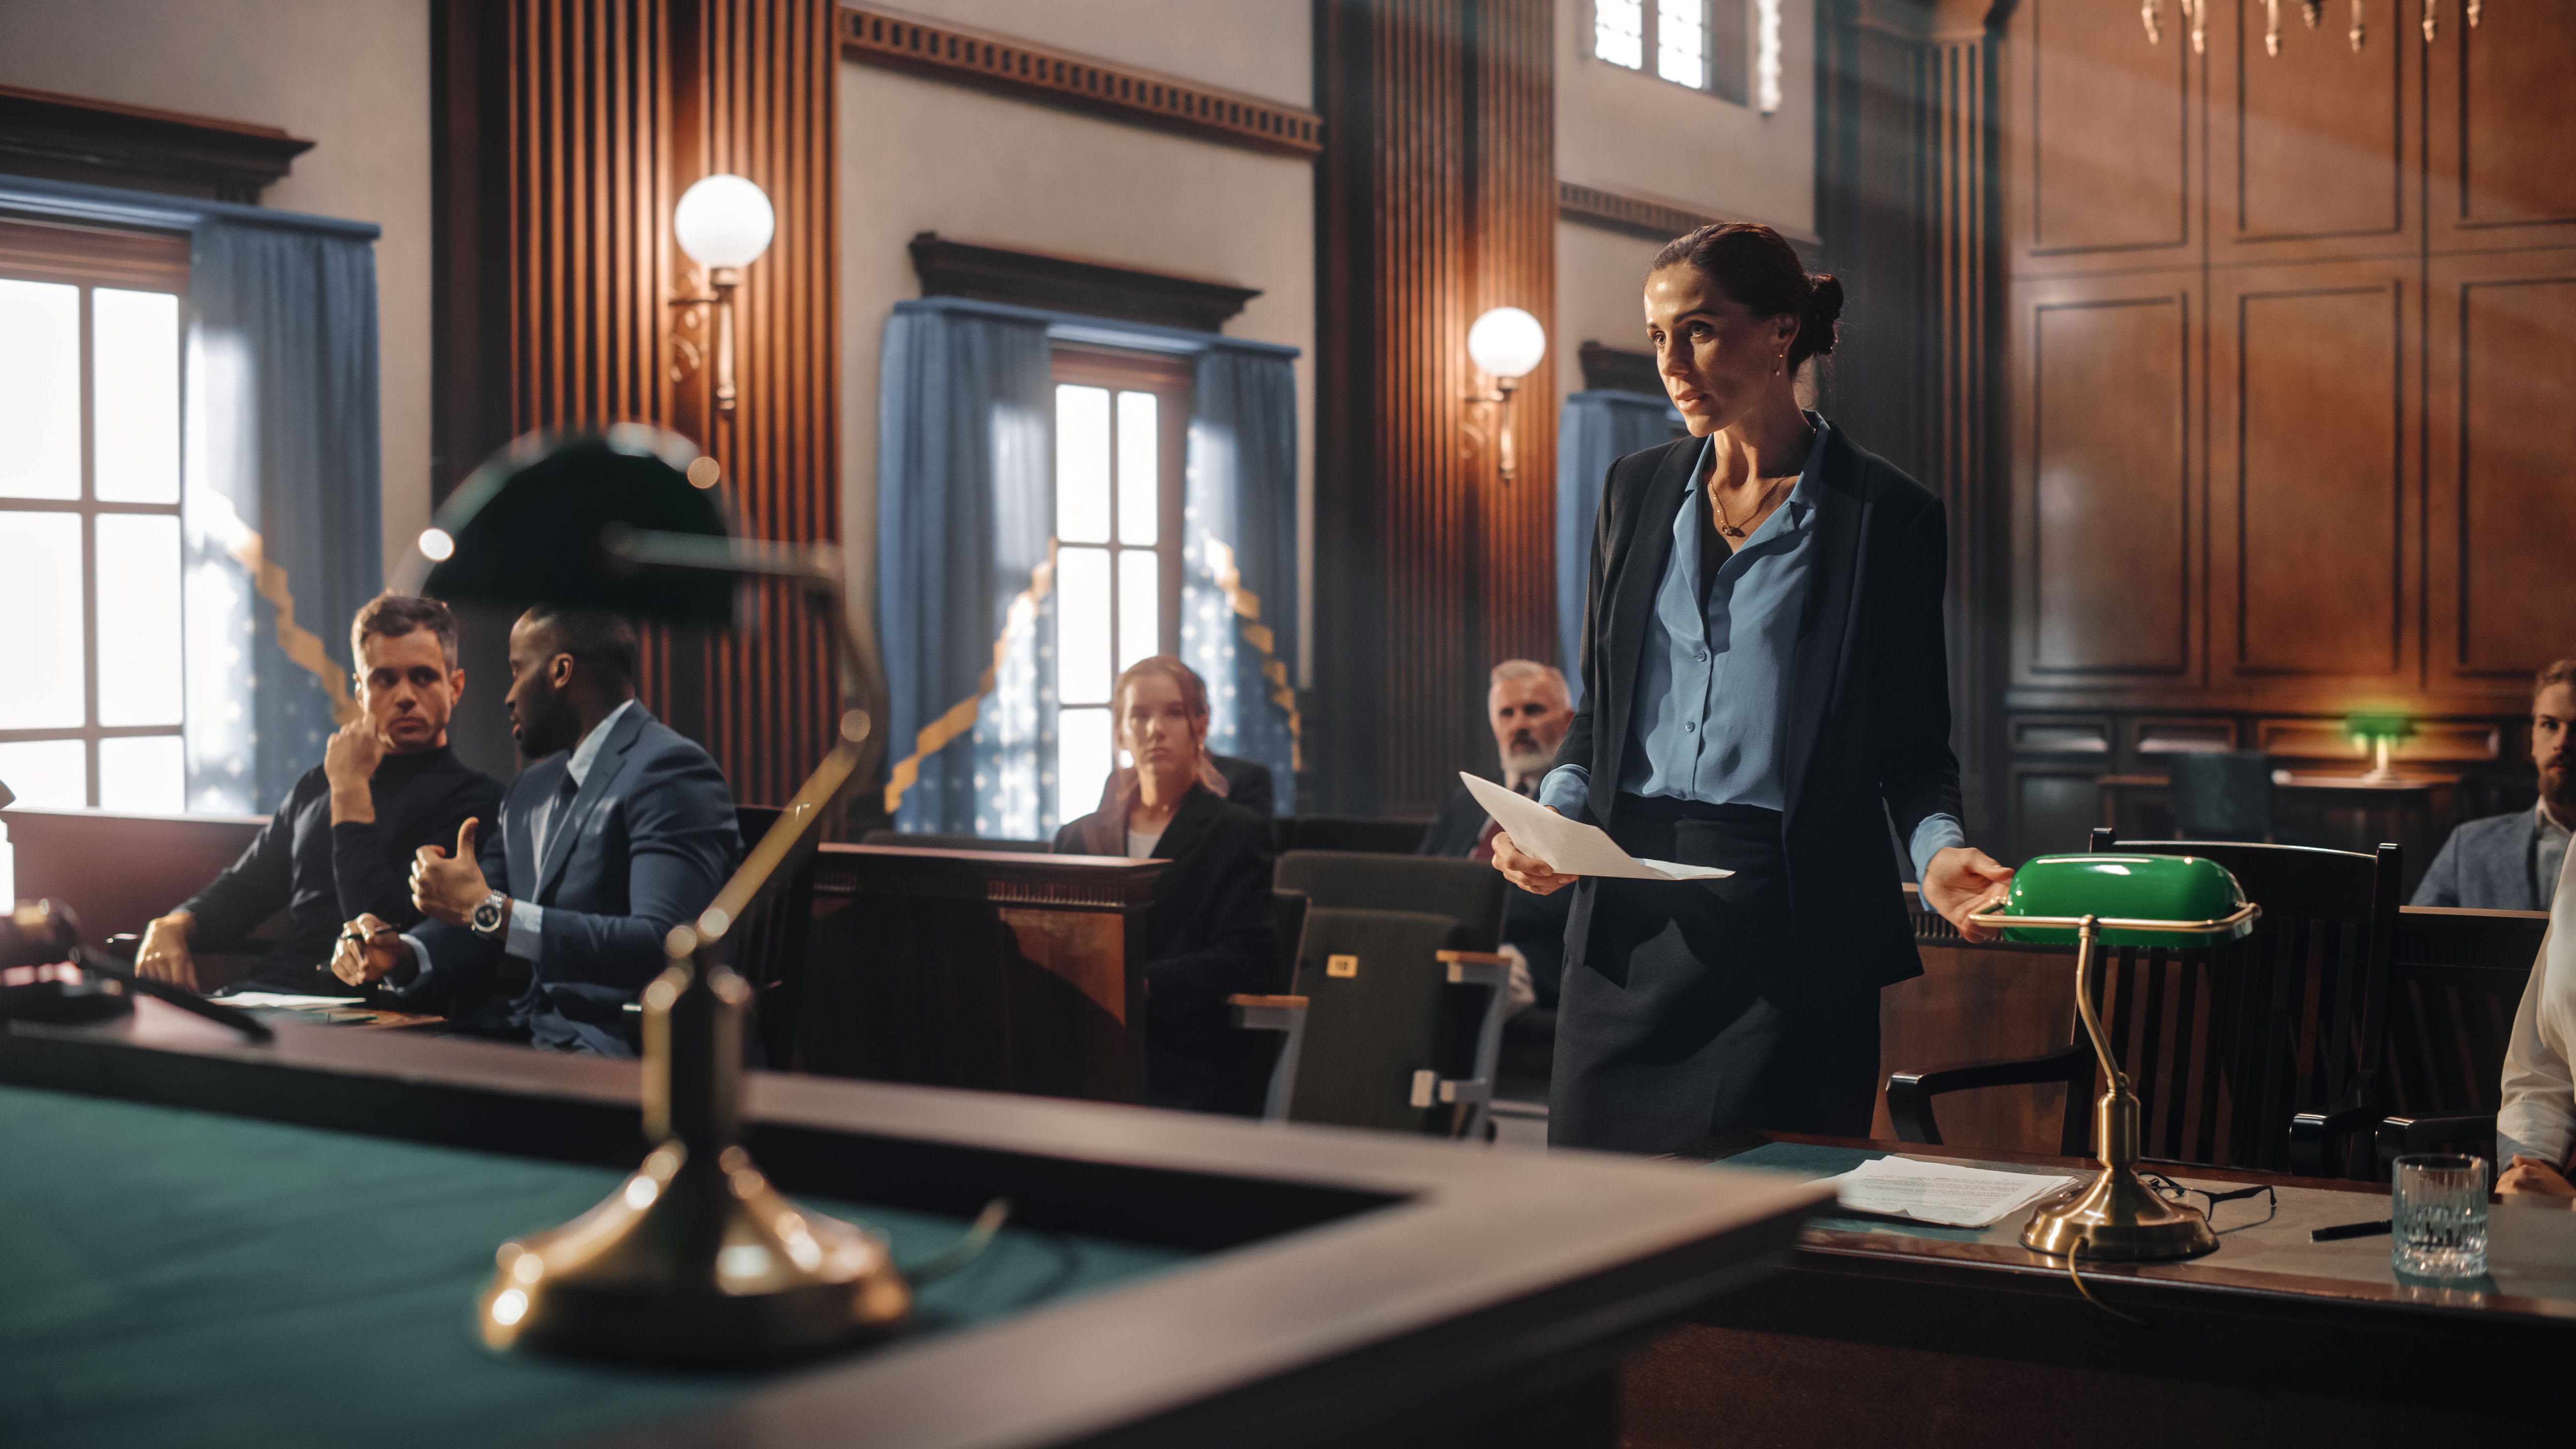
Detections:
1489,223,2015,1156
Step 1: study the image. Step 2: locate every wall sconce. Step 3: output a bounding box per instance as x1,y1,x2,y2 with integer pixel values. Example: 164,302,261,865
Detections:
1464,306,1546,484
671,174,775,416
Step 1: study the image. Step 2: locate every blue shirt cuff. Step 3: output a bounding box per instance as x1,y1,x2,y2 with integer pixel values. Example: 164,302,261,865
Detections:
506,900,545,964
1537,764,1589,819
1908,813,1967,886
392,933,434,997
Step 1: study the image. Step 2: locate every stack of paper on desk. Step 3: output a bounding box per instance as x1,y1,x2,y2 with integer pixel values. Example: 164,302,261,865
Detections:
1819,1157,2081,1228
214,991,366,1010
1461,774,1732,882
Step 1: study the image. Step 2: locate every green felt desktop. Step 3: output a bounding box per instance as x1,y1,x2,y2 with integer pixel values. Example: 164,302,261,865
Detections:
0,1085,1190,1449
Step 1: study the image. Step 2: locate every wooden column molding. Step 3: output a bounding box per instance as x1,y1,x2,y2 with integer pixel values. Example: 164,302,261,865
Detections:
1315,0,1557,817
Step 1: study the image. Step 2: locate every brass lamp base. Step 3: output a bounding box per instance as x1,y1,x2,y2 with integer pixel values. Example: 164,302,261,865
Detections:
2021,1162,2217,1262
476,1140,911,1362
479,947,911,1363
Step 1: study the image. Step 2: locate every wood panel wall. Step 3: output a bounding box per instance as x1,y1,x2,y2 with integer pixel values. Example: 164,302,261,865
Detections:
432,0,840,810
1993,0,2576,859
1314,0,1557,817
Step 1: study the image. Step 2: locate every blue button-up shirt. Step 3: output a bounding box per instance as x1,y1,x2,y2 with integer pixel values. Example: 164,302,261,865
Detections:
1541,426,1964,882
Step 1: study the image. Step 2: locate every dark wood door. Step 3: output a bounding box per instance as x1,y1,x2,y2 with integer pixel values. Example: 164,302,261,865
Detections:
2426,2,2576,254
2005,0,2204,277
2008,267,2205,694
2207,0,2420,268
2205,256,2419,701
2423,247,2576,698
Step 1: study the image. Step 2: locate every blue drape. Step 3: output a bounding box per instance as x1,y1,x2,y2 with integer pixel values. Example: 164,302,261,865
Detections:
0,175,382,815
1183,348,1299,816
875,301,1054,835
1556,389,1684,703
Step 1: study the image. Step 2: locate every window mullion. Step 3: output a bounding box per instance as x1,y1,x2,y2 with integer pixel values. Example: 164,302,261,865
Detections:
78,283,101,808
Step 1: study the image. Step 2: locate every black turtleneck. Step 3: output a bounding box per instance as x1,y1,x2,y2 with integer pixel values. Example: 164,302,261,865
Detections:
179,744,506,990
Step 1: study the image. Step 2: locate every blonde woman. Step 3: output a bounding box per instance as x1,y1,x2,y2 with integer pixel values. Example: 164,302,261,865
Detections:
1054,656,1277,1112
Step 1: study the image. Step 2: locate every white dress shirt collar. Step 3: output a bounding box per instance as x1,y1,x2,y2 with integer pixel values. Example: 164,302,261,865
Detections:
567,699,637,788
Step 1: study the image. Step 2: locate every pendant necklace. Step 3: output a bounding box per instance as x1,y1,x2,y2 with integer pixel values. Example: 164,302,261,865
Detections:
1709,427,1815,539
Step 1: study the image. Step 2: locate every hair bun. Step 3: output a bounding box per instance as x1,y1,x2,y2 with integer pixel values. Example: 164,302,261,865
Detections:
1803,273,1844,358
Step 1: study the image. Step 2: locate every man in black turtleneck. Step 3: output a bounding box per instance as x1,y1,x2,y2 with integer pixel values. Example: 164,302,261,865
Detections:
132,594,504,996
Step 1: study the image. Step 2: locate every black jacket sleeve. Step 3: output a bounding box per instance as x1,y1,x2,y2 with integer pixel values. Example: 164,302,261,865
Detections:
1146,817,1278,1016
177,785,303,950
1871,487,1966,844
331,770,508,928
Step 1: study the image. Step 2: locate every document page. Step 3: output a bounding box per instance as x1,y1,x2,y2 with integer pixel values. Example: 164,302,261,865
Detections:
1819,1157,2081,1229
214,991,367,1010
1462,773,1733,882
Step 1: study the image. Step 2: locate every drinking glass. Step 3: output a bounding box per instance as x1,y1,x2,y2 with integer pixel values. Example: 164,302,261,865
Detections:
2391,1153,2488,1279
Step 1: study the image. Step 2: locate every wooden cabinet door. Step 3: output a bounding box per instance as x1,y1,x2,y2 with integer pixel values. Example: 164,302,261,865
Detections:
2005,0,2203,277
2426,2,2576,254
2207,258,2418,702
2425,248,2576,699
2208,0,2420,267
2009,268,2205,693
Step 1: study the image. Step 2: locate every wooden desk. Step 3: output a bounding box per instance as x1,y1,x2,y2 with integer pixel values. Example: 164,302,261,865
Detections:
2093,771,2460,892
796,844,1164,1102
1629,1137,2572,1446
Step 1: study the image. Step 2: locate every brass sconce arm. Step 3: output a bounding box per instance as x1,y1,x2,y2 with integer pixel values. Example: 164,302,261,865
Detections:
1461,377,1522,482
668,266,745,414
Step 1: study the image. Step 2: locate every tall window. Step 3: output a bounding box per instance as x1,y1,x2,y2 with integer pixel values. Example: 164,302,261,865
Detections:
1050,348,1190,827
1595,0,1751,107
0,220,191,813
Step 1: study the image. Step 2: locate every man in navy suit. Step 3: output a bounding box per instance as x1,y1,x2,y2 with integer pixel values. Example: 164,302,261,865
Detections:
329,604,739,1056
2413,660,2574,911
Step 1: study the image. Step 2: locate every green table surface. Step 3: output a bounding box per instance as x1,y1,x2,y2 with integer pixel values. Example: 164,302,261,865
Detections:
0,1085,1193,1449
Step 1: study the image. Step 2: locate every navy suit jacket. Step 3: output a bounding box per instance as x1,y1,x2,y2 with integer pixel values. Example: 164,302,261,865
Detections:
415,706,740,1056
2412,810,2546,911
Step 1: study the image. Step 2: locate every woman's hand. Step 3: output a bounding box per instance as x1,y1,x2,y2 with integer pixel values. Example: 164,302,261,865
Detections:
1922,846,2016,943
1490,818,1579,897
2498,1154,2576,1199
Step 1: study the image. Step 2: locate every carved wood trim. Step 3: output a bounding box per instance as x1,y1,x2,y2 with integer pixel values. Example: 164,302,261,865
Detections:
836,3,1323,159
0,83,313,204
907,232,1260,332
1558,179,1822,247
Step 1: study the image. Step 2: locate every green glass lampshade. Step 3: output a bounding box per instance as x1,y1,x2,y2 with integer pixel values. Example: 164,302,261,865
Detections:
1998,854,2254,948
2344,712,2416,744
421,426,737,626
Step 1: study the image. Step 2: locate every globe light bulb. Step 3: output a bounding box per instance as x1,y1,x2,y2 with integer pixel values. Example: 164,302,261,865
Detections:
1467,306,1547,381
674,175,775,270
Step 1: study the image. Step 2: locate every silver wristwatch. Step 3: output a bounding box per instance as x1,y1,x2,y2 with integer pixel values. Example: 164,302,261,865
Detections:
470,891,510,939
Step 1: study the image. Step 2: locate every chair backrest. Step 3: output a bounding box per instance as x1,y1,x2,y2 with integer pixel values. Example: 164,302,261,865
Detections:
1284,905,1464,1134
2165,752,2274,840
857,829,1053,854
1274,851,1507,952
728,805,817,1069
1272,817,1431,855
2080,829,2401,1173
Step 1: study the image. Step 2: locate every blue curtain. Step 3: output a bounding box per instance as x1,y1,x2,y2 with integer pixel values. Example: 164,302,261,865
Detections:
1556,389,1684,702
875,300,1055,835
1183,347,1299,815
0,175,382,815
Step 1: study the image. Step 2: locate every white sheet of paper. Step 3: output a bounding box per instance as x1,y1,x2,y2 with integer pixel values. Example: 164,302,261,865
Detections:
214,991,366,1009
1820,1156,2080,1228
1461,773,1733,882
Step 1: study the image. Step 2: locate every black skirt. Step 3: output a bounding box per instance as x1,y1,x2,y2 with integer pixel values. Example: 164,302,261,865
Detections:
1549,795,1880,1155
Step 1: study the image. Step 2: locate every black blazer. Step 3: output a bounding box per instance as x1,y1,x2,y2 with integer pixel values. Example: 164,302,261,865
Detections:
1558,423,1961,993
1054,782,1278,1109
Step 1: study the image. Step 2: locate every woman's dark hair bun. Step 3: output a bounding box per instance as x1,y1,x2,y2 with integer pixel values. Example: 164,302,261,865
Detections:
1801,273,1843,360
1650,221,1844,369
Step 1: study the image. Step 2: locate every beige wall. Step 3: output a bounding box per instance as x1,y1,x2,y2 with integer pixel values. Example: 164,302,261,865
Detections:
0,0,432,587
1553,0,1817,366
840,2,1315,669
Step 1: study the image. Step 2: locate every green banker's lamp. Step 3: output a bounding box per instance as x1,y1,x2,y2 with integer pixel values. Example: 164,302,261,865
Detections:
2346,712,2416,782
1976,854,2261,1262
420,427,911,1361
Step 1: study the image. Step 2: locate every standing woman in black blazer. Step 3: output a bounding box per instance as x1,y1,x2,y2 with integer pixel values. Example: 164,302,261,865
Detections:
1055,656,1277,1112
1491,223,2015,1155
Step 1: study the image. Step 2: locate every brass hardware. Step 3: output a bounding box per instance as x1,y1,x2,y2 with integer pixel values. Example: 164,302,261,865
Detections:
2185,0,2206,53
2304,0,2324,26
2423,0,2437,42
1460,377,1523,484
2266,0,2284,55
2467,0,2479,25
1970,903,2260,1262
2353,0,2368,49
2142,0,2162,43
667,265,745,416
1326,953,1359,978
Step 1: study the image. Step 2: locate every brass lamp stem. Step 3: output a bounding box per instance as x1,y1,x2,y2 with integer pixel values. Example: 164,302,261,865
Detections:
709,266,742,415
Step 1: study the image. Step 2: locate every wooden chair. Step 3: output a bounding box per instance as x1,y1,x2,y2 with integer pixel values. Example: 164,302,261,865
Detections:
1273,851,1514,1137
728,804,820,1069
1887,829,2402,1178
